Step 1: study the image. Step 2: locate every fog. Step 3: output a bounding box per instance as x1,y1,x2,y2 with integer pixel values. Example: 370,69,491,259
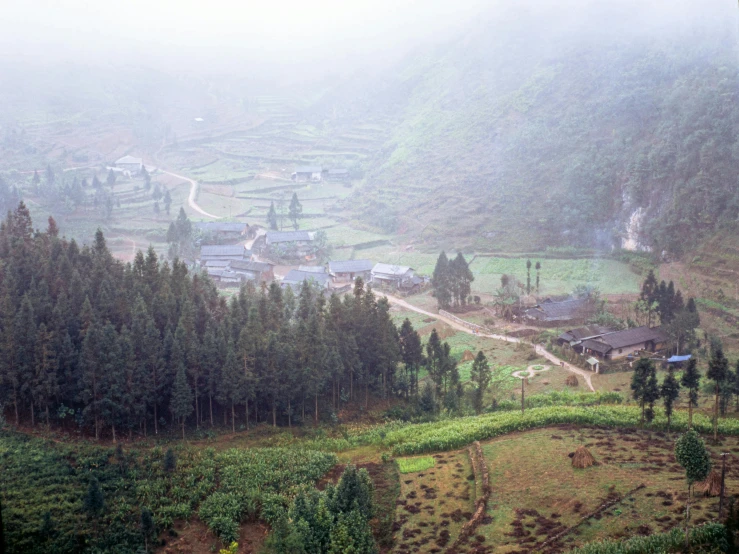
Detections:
2,0,734,78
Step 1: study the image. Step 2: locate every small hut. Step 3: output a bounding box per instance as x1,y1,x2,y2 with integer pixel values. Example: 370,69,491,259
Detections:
572,445,597,469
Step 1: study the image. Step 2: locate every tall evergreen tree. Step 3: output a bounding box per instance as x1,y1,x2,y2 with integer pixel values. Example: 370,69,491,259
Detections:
681,358,701,429
431,252,451,309
470,351,491,414
661,367,680,431
288,193,303,230
631,358,657,427
267,201,278,230
171,364,193,439
535,261,541,292
707,340,729,441
398,319,423,397
526,259,532,295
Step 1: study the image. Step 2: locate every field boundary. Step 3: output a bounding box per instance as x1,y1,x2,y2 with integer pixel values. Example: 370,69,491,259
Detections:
439,310,490,334
447,441,491,552
539,483,646,549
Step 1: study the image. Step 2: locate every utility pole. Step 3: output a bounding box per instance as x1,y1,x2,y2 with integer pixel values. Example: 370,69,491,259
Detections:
521,375,525,415
719,452,729,519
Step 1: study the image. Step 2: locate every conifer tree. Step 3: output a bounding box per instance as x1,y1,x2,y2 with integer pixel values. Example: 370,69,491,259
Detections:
451,252,474,305
163,189,172,215
83,478,105,518
707,340,729,441
631,358,657,427
171,364,193,440
267,201,278,230
431,252,451,309
106,168,116,188
526,259,532,295
681,358,701,429
470,351,491,414
288,193,303,229
398,319,423,397
661,367,680,431
535,261,541,292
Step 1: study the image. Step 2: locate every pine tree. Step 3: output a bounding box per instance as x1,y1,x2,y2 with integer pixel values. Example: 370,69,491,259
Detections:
163,448,177,472
398,319,423,397
288,193,303,229
451,253,474,306
106,168,116,188
707,341,729,441
640,270,659,326
267,201,278,230
219,347,246,432
681,358,701,429
661,367,680,431
470,351,491,414
163,189,172,215
141,508,154,552
431,252,451,309
526,259,532,295
631,358,655,427
535,261,541,292
83,478,105,518
171,364,193,439
643,365,660,423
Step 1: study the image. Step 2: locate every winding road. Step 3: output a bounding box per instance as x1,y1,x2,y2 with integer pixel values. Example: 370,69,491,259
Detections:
160,169,221,220
376,292,596,392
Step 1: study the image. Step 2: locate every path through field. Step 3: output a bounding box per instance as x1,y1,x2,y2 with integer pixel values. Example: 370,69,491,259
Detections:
160,169,221,219
377,292,595,391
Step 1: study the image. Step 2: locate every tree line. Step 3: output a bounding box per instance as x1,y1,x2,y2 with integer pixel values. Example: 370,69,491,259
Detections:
431,251,475,309
0,203,489,440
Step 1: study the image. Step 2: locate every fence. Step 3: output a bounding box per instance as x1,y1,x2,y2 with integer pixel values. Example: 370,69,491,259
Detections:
438,310,489,334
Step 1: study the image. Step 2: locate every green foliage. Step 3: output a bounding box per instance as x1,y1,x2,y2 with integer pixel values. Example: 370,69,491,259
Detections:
566,522,727,554
675,430,712,485
385,405,739,456
396,456,435,474
83,478,105,517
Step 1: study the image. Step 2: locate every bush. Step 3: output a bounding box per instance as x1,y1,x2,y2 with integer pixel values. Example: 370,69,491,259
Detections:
199,492,243,538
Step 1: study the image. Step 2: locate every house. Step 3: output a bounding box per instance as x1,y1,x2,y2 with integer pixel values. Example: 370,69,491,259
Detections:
196,222,251,240
265,230,315,256
371,263,415,289
329,259,373,283
524,298,591,325
281,269,331,290
298,265,328,274
577,326,669,361
200,245,250,263
291,166,323,182
228,260,275,283
556,325,614,347
115,155,143,174
206,268,242,285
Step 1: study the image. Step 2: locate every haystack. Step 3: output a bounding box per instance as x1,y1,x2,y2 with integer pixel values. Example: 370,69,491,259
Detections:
572,445,597,469
461,350,475,362
565,375,579,387
698,471,722,497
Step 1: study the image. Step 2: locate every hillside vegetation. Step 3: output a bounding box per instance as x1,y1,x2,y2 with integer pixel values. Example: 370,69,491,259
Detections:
346,2,739,255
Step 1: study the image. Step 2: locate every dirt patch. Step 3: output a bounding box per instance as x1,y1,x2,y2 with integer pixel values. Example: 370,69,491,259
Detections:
157,519,267,554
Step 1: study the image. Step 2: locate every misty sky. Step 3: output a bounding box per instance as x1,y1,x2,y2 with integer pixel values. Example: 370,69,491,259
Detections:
1,0,735,74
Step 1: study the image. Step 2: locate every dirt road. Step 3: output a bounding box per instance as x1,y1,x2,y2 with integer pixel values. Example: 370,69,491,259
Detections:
161,169,221,219
377,292,595,392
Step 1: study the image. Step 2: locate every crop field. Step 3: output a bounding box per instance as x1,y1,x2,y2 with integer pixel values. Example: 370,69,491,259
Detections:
472,426,738,553
394,449,475,553
469,256,642,296
397,456,435,474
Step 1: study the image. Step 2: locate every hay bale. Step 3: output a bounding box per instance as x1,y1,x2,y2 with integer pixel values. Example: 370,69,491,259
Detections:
461,350,475,362
565,375,579,387
698,471,722,497
572,445,597,469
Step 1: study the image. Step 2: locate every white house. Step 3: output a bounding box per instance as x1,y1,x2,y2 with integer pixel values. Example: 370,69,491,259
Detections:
115,155,143,174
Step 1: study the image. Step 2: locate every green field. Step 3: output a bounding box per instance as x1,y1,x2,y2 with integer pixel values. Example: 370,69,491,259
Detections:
396,456,435,474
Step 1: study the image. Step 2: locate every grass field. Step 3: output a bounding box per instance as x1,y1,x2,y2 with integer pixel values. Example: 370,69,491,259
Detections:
397,456,435,474
394,449,475,553
473,426,736,553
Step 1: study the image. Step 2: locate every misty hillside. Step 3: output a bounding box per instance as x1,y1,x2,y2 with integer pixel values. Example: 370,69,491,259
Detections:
343,2,739,255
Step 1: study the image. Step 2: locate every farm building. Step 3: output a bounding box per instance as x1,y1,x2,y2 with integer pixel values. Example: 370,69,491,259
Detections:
556,325,614,347
576,326,669,361
524,298,592,325
281,269,331,290
329,259,373,283
115,155,143,174
298,265,328,274
264,230,315,256
371,263,415,289
228,260,275,283
200,245,251,263
291,166,323,182
196,222,252,240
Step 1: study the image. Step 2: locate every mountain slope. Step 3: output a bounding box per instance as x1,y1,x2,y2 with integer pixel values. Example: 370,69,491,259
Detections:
350,1,739,255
